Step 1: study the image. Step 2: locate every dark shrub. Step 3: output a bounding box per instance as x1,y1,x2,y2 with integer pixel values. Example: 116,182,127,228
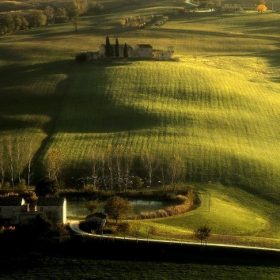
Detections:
35,179,58,197
75,52,88,63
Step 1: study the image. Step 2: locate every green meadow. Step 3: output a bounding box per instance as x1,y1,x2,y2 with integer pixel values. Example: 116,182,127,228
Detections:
0,0,280,245
135,183,280,248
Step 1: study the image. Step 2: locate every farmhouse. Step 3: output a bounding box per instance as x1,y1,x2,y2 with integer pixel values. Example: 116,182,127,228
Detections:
221,2,242,11
0,197,25,224
99,43,134,58
192,0,223,8
134,44,153,58
76,37,174,62
37,197,67,224
153,49,174,60
0,196,67,225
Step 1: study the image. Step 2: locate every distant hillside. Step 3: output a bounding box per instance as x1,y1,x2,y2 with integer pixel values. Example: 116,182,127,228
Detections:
0,1,32,12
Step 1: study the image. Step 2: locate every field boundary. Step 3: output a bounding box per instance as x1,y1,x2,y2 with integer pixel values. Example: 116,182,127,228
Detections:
69,221,280,253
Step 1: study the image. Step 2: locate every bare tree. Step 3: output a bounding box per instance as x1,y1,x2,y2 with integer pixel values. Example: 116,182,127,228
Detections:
15,138,22,183
115,146,124,190
168,154,185,191
72,17,79,32
142,148,157,187
106,145,114,191
0,141,6,187
124,149,133,190
26,139,34,186
90,150,99,186
159,156,167,189
6,137,15,187
100,152,106,189
107,156,114,191
45,148,62,184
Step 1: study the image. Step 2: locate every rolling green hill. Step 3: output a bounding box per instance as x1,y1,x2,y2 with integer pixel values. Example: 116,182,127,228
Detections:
0,0,280,247
1,2,279,195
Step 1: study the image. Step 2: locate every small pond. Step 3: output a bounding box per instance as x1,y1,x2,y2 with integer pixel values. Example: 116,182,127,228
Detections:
67,199,173,219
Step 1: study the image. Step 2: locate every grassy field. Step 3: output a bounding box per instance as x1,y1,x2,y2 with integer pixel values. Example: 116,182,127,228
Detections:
2,257,280,280
133,183,280,248
0,0,280,245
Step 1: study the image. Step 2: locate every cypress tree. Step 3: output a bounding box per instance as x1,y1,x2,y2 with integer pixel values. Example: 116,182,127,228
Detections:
115,38,120,57
123,43,128,58
105,36,111,57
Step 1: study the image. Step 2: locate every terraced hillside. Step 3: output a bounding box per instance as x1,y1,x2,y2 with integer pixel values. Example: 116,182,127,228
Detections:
0,1,279,199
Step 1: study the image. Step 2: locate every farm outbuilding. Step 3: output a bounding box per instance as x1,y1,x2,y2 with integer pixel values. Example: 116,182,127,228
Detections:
153,48,174,60
134,44,153,58
0,197,25,224
0,196,67,225
221,2,242,11
37,197,67,224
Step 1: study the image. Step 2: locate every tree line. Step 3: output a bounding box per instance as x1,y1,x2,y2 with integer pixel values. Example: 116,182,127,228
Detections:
0,0,89,35
0,137,36,189
45,145,186,191
105,36,128,58
0,138,186,191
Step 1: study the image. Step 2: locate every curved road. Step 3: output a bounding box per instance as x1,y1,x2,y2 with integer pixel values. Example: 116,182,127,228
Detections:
69,220,280,253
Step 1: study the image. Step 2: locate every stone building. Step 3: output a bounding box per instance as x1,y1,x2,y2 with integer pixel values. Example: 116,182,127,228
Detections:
37,197,67,224
0,197,25,224
134,44,153,58
0,196,67,225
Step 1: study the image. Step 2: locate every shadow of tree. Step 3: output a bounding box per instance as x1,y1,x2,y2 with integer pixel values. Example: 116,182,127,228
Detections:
0,59,162,178
0,60,160,133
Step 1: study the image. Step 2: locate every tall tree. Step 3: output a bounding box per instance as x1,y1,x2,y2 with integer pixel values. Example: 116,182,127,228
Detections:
123,43,128,58
44,6,55,24
6,137,15,187
142,149,157,187
26,139,34,186
72,16,79,32
168,154,185,191
115,38,120,57
45,149,62,185
105,36,111,57
90,150,99,186
0,142,5,187
194,226,211,245
104,196,132,223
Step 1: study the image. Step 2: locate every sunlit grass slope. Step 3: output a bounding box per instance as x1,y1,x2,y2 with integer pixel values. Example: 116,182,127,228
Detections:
45,56,280,195
0,1,279,198
135,183,280,248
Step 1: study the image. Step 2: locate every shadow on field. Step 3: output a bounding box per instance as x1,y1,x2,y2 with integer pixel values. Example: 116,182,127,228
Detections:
261,46,280,83
238,16,280,35
0,59,160,133
0,60,71,132
12,15,133,42
54,62,161,133
0,58,162,178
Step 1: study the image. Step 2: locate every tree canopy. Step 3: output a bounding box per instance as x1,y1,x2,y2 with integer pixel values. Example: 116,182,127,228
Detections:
104,196,132,223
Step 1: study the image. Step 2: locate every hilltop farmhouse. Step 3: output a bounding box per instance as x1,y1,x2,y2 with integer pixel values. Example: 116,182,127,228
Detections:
76,37,174,62
0,196,67,225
